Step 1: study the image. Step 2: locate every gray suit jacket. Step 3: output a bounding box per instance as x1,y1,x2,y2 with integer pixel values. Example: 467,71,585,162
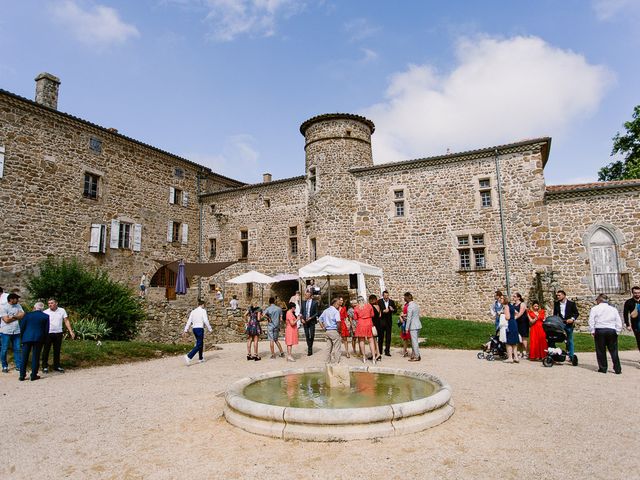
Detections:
405,301,422,331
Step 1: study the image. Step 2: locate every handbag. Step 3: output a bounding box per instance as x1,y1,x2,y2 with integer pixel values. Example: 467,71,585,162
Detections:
371,326,378,337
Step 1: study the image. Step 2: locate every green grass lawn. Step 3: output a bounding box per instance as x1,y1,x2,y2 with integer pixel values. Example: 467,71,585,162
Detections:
6,340,190,370
391,316,638,352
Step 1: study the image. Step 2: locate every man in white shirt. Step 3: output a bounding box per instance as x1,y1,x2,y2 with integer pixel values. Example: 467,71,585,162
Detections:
1,293,25,373
588,294,623,374
182,299,212,365
318,298,342,364
229,295,239,311
42,298,75,373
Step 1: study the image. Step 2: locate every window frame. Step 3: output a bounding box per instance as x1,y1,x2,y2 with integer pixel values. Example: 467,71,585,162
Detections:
239,229,249,259
83,172,100,200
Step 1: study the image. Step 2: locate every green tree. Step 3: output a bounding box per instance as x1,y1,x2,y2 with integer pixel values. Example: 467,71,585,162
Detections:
598,105,640,181
26,257,144,340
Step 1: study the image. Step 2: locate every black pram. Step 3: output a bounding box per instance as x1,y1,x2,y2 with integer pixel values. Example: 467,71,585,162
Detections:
541,315,578,367
477,333,507,361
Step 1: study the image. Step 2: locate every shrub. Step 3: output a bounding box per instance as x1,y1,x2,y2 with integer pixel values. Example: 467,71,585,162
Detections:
69,313,112,341
26,257,144,340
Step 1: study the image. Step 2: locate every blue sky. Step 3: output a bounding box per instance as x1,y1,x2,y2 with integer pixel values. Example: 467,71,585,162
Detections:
1,0,639,184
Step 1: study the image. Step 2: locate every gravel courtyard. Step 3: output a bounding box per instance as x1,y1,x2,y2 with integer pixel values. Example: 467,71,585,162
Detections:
2,342,638,480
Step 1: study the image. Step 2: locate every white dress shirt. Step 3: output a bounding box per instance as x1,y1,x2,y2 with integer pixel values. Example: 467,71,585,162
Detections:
588,302,622,334
184,306,212,332
44,307,68,333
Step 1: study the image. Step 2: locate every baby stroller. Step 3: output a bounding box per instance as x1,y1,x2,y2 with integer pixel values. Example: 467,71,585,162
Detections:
541,315,578,367
477,333,507,361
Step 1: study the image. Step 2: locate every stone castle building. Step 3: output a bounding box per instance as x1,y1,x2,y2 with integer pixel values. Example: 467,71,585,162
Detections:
1,73,639,323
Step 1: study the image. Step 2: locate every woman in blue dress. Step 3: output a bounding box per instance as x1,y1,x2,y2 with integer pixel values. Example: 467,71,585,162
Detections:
503,295,520,363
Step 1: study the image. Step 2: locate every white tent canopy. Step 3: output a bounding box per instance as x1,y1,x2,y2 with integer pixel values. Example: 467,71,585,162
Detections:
298,256,384,299
298,255,383,278
227,270,277,284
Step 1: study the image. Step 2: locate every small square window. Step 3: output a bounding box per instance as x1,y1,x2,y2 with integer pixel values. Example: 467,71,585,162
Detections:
171,188,182,205
394,189,404,199
472,234,484,246
309,167,317,192
174,167,184,178
89,137,102,153
240,230,248,259
172,222,181,243
474,249,486,269
118,223,131,249
479,178,491,189
457,236,469,246
83,173,99,199
459,250,471,270
264,199,271,208
480,190,492,207
289,226,297,236
310,238,317,261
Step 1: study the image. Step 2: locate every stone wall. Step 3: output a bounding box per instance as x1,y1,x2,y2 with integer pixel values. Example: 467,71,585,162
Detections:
546,185,640,320
138,294,248,344
353,143,551,320
0,90,240,291
201,177,309,306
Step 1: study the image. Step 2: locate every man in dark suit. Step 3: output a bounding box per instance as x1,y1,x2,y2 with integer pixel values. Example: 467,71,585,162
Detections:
300,291,318,356
18,301,49,381
377,290,396,356
553,290,579,359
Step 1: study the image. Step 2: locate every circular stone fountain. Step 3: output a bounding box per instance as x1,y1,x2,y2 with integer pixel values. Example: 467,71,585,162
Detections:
224,366,454,441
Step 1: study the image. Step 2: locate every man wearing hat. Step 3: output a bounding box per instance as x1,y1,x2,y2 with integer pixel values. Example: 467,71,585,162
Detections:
0,293,25,373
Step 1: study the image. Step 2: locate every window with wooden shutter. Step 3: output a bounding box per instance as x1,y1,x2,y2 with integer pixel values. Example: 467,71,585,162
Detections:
110,220,120,249
167,221,174,242
0,145,5,178
89,224,106,253
132,224,142,252
169,187,175,204
181,223,188,245
182,192,189,207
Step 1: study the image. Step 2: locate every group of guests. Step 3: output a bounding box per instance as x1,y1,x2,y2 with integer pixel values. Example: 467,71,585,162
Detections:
490,289,578,363
489,286,640,374
208,289,423,364
0,287,75,381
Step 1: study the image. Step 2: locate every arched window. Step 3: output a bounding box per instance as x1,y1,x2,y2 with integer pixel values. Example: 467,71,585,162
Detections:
589,228,620,293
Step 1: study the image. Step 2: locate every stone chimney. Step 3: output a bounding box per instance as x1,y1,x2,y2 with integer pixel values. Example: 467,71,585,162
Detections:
34,73,61,110
263,173,272,183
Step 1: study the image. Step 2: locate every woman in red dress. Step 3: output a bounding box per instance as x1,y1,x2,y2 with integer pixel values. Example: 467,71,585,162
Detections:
527,300,548,360
338,297,352,358
354,296,377,365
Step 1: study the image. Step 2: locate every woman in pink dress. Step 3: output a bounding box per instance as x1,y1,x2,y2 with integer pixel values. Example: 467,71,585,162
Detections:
354,296,377,365
284,302,299,362
527,300,548,360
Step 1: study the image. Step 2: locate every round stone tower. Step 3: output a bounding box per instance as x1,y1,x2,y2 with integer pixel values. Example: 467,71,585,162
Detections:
299,113,375,259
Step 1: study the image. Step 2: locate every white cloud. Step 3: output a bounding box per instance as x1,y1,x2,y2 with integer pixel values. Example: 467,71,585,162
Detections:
51,0,140,47
186,134,261,181
363,35,614,164
360,48,378,64
592,0,640,20
202,0,305,41
343,18,379,42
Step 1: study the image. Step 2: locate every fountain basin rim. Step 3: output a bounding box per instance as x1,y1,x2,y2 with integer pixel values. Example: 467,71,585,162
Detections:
225,366,452,425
